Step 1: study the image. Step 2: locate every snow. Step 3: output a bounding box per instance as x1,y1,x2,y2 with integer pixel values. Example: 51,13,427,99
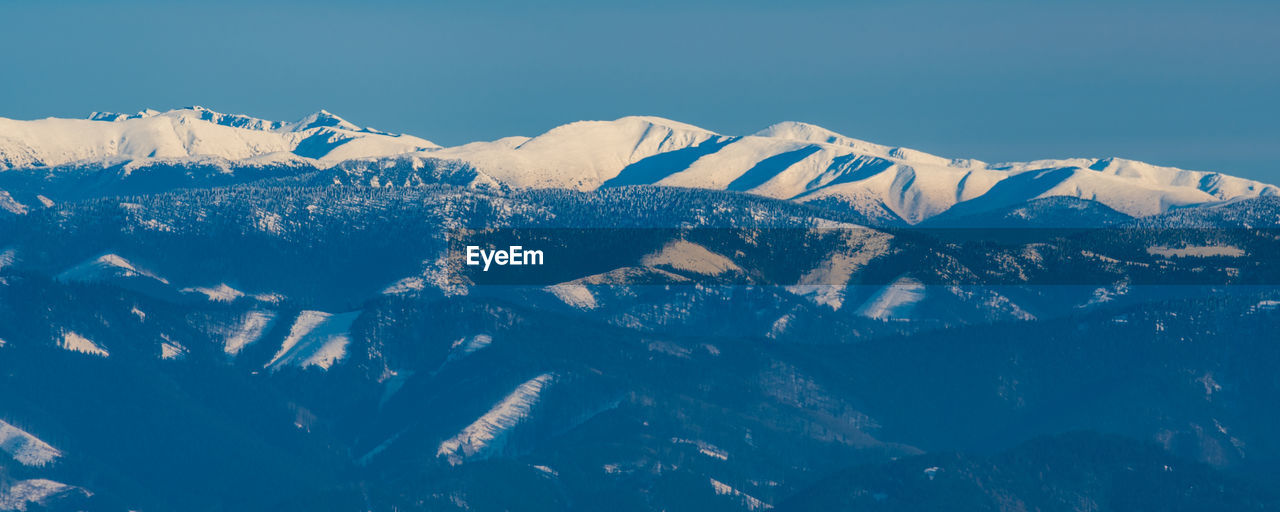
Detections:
59,331,108,357
1253,299,1280,312
0,479,84,511
533,464,559,477
181,283,245,302
641,240,741,275
672,437,729,460
265,310,358,371
56,254,168,284
0,106,437,170
709,478,772,511
787,229,893,309
223,310,276,355
0,191,25,215
381,277,425,295
160,339,187,360
0,420,61,467
0,248,14,270
426,116,720,190
1147,244,1245,258
432,118,1277,223
855,277,926,320
545,283,598,309
438,373,554,465
450,334,493,357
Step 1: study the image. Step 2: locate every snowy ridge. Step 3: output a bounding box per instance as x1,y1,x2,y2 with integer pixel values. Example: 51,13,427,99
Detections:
0,420,61,467
427,116,720,189
3,108,1276,223
265,310,358,371
438,373,555,466
0,106,436,170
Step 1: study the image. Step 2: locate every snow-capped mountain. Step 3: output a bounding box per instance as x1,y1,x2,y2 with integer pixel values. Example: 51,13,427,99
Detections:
0,106,438,170
426,116,1278,224
2,107,1276,225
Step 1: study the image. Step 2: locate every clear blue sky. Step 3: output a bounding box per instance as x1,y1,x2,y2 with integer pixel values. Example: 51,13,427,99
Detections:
2,0,1278,182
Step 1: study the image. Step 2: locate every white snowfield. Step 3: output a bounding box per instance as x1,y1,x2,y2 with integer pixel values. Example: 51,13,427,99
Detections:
438,373,554,466
2,108,1277,223
0,420,62,467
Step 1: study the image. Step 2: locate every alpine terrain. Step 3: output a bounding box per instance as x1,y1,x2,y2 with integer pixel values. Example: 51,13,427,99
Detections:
1,107,1278,511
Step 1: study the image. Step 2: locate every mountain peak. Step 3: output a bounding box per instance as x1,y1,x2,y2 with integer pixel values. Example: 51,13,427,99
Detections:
292,109,361,132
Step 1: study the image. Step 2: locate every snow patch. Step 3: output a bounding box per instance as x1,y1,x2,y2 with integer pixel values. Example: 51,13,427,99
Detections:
0,421,61,467
709,477,772,511
59,331,108,357
0,191,26,215
181,283,245,302
0,479,87,511
438,373,554,465
545,283,598,309
1147,244,1245,258
0,248,14,270
223,310,276,355
160,338,188,360
641,240,740,275
856,277,926,320
265,310,358,371
381,277,425,295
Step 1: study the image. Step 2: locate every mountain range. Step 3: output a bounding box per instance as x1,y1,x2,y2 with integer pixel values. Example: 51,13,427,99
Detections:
2,107,1278,511
1,107,1274,224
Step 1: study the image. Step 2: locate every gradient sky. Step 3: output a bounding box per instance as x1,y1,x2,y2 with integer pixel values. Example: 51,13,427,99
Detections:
2,0,1278,182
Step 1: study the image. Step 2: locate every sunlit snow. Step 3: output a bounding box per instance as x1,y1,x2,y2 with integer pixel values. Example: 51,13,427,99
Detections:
0,421,61,467
438,373,554,465
265,310,358,371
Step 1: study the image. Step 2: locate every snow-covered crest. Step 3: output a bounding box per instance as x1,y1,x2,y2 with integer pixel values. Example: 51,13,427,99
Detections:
3,109,1276,223
0,106,437,170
